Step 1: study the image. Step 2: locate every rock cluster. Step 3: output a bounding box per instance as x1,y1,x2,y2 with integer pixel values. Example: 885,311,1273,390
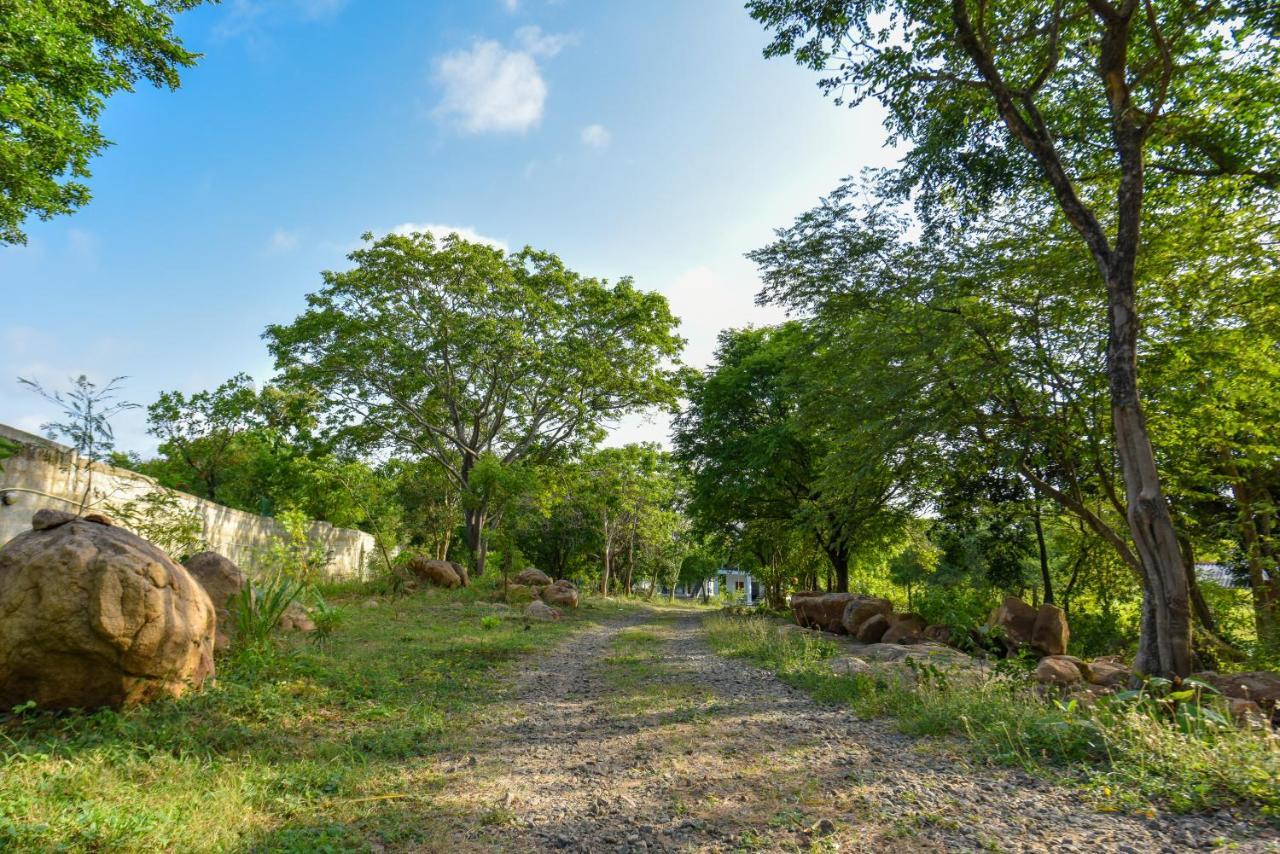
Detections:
0,510,216,710
986,596,1069,656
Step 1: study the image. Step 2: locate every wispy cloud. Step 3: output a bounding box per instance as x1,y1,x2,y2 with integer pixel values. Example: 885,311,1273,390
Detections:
215,0,347,41
501,0,519,10
390,223,508,251
580,123,611,149
269,229,301,252
434,28,574,134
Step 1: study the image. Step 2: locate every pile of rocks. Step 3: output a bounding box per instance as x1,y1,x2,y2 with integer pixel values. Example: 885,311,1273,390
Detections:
790,592,949,646
508,568,580,621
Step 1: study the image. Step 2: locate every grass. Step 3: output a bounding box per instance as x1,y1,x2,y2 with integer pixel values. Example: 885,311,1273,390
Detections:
704,614,1280,819
0,579,623,852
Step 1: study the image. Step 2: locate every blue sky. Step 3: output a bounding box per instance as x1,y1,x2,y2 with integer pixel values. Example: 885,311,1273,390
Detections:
0,0,894,454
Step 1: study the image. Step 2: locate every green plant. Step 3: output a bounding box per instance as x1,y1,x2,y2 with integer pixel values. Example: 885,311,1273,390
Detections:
307,595,345,642
231,572,305,654
479,615,502,630
106,488,207,560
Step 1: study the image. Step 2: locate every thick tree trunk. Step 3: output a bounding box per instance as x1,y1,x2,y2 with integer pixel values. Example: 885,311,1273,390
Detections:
822,544,850,593
1107,266,1192,677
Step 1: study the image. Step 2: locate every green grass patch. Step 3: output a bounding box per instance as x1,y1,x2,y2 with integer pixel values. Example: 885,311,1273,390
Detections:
0,582,618,852
704,615,1280,818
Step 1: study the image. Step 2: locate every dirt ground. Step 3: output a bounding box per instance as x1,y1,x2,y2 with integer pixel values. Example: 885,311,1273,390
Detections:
422,608,1278,853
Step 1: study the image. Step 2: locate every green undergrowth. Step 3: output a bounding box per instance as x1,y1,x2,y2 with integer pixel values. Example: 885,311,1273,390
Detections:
704,615,1280,820
0,582,624,852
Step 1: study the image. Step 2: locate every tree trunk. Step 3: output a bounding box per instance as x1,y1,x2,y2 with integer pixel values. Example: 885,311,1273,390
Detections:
464,506,488,576
823,544,850,593
1033,499,1054,604
1106,265,1192,677
1219,450,1280,647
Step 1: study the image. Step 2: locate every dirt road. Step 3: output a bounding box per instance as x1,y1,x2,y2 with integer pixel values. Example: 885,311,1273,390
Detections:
428,609,1276,853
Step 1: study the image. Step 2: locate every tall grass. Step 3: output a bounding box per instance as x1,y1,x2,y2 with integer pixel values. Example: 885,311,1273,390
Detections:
705,615,1280,816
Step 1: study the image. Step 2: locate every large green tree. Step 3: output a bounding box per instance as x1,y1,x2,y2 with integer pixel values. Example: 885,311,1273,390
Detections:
748,0,1280,675
265,232,683,575
0,0,209,244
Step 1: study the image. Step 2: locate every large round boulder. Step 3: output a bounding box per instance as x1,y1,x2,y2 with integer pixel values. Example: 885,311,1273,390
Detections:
0,511,216,710
986,596,1038,650
515,567,552,587
840,595,893,636
406,556,461,588
1031,603,1069,656
541,579,579,609
183,551,245,650
525,600,562,622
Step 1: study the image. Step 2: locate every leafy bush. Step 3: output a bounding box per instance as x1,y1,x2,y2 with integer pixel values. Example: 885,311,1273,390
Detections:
480,615,502,630
231,572,305,654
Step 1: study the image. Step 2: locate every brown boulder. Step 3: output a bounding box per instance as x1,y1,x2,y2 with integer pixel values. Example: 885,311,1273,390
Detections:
793,593,859,634
32,508,77,530
1191,670,1280,712
1034,655,1083,686
525,600,561,621
856,613,891,643
406,556,461,588
0,513,216,710
541,579,579,609
922,624,953,646
839,596,893,636
279,601,316,633
515,567,553,587
182,552,246,650
1087,659,1131,688
881,613,926,645
1227,698,1268,728
500,583,538,603
986,596,1037,648
1031,603,1069,656
450,561,470,587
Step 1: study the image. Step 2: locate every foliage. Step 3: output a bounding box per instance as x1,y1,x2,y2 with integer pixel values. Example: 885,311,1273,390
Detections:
265,231,684,575
0,436,18,472
230,571,305,657
105,487,207,560
0,0,210,244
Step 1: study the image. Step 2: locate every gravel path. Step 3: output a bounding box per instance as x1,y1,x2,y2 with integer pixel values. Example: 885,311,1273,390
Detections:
434,608,1278,853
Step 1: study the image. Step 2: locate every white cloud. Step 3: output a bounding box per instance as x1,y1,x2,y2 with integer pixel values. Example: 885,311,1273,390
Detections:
389,223,508,252
515,25,575,57
215,0,345,40
662,260,788,370
501,0,519,10
434,28,573,134
435,40,547,134
269,229,300,252
580,123,611,149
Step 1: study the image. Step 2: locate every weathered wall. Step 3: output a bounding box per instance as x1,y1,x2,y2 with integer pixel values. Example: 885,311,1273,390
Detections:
0,424,374,579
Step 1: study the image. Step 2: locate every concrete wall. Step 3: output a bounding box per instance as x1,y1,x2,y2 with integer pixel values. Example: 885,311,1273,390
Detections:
0,424,375,579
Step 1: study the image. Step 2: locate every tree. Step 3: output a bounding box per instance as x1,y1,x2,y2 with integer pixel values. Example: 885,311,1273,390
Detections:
748,0,1280,675
18,374,138,511
265,232,683,575
0,0,210,244
674,323,903,592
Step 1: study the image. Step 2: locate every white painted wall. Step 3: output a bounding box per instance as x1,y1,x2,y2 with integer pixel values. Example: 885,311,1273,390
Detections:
0,424,374,579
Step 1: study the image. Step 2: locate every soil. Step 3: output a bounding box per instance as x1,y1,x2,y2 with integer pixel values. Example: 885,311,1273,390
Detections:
426,609,1279,853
